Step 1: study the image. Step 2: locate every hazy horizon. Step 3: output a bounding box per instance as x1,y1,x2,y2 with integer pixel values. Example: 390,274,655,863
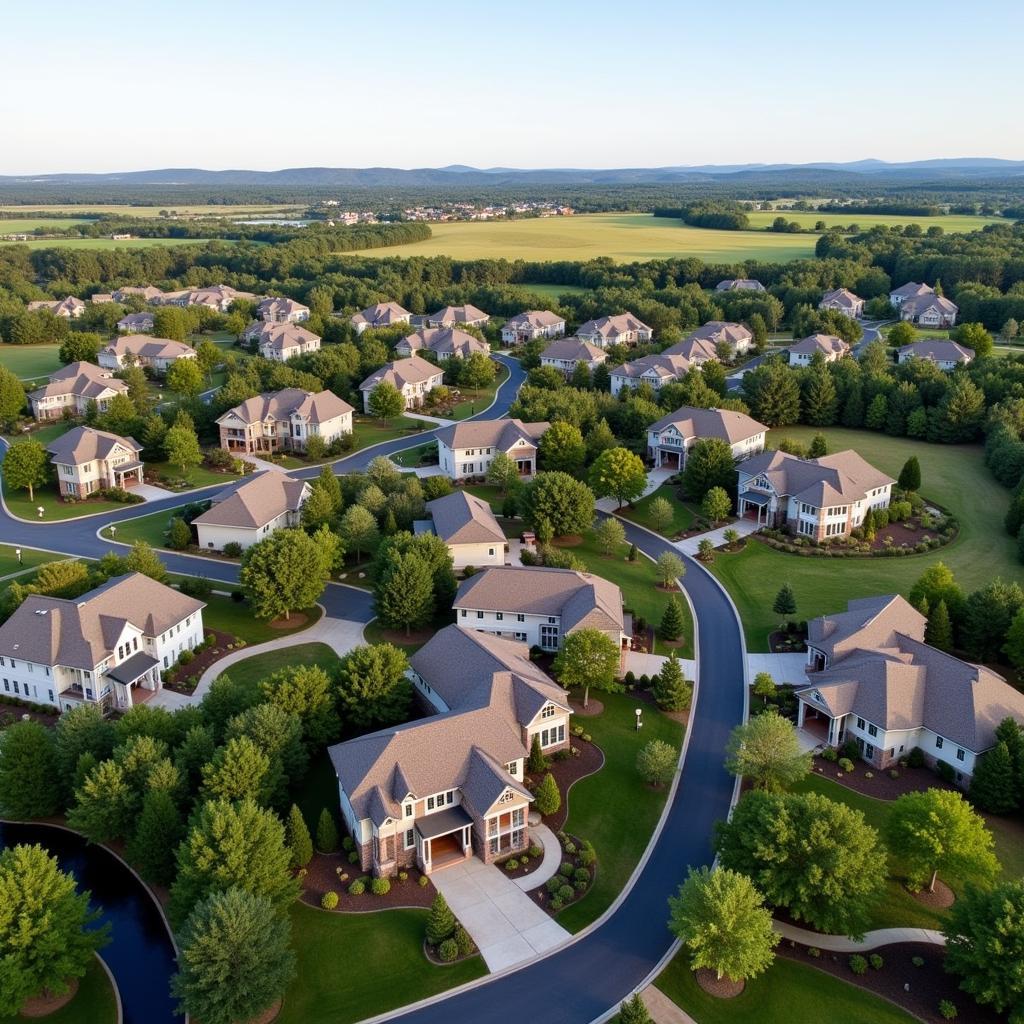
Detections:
3,0,1021,175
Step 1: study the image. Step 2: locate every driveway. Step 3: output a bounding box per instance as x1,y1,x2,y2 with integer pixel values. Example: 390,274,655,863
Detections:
673,517,760,556
430,857,569,972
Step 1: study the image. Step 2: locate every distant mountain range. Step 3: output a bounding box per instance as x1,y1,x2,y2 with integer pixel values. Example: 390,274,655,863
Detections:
3,158,1024,189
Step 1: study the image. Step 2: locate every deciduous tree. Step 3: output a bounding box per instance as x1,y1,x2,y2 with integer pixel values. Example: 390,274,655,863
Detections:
240,528,331,620
336,643,412,730
539,421,586,475
701,486,731,524
724,710,809,792
368,381,404,422
589,446,648,508
594,515,626,556
163,424,203,476
339,504,379,561
522,471,595,537
0,366,25,429
0,721,61,819
636,739,678,786
552,627,622,708
655,551,685,587
373,549,434,635
2,438,48,500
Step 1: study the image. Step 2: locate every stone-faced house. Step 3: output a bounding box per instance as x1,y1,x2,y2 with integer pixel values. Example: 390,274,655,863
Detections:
46,426,144,497
329,626,571,877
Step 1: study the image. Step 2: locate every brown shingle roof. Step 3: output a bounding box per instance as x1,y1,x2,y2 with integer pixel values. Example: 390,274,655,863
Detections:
788,334,850,358
350,301,411,327
740,448,893,506
540,338,606,363
820,288,862,311
257,297,309,319
46,426,142,465
359,355,443,392
398,328,489,359
30,363,128,405
101,335,195,362
247,322,321,353
216,388,353,427
434,417,549,453
505,310,564,330
577,312,651,339
611,353,691,380
193,472,310,530
649,405,767,444
425,491,505,545
428,304,489,325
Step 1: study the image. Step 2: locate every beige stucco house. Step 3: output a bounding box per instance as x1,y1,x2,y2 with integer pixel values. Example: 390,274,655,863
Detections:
359,356,444,413
395,328,490,360
46,426,144,497
435,417,549,481
243,321,322,362
576,312,652,349
217,388,354,454
416,491,506,569
98,335,197,374
29,362,129,421
194,472,310,551
646,406,767,469
501,310,566,345
350,301,412,335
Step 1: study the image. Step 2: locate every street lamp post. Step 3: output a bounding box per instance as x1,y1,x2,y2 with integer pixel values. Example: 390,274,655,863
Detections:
635,707,643,732
110,525,117,542
15,548,21,565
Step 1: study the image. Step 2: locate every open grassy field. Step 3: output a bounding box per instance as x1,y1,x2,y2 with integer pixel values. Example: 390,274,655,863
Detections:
746,210,1002,232
711,427,1015,651
0,217,94,233
519,281,592,299
215,642,340,696
16,236,223,250
0,203,306,218
0,342,63,378
348,213,819,263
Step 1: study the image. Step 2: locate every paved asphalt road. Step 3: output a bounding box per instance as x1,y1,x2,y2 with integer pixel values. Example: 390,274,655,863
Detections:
0,349,748,1022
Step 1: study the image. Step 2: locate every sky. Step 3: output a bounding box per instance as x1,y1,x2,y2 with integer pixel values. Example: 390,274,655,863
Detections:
2,0,1022,175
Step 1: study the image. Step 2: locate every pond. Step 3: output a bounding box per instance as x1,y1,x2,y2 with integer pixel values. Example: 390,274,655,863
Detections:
0,821,180,1024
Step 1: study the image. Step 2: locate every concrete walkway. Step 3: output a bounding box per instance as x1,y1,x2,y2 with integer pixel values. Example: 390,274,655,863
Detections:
403,411,456,426
595,467,675,514
239,453,285,474
511,825,561,891
134,483,176,501
150,610,365,709
746,652,810,687
640,985,698,1024
673,518,760,556
774,920,946,951
623,651,696,679
430,857,569,972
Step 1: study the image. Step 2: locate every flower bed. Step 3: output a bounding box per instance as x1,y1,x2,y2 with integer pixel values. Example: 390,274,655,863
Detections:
811,754,959,800
527,830,597,917
523,729,604,832
163,628,245,693
299,851,436,912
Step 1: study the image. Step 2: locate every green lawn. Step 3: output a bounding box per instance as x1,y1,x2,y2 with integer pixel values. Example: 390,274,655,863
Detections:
20,955,120,1024
351,415,430,454
0,203,306,219
0,217,94,233
656,951,919,1024
16,237,224,250
100,510,172,547
712,427,1015,651
745,210,1000,233
146,461,240,490
519,282,592,300
618,484,695,537
279,904,485,1024
0,545,61,578
446,363,509,420
0,342,63,378
189,591,323,646
361,618,430,655
0,479,133,522
391,442,437,468
559,692,685,932
214,641,339,696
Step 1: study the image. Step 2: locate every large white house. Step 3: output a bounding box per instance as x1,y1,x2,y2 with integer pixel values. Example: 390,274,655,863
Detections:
243,321,322,362
193,473,311,551
434,418,549,481
787,334,850,366
501,310,566,345
98,335,197,374
609,353,692,396
47,426,144,497
889,284,959,327
797,595,1024,784
0,573,205,712
576,312,652,349
647,406,767,470
29,362,129,421
416,491,506,570
737,448,893,538
257,296,310,323
453,566,627,652
217,388,354,454
394,328,490,360
896,340,974,371
359,356,444,413
819,288,864,318
329,625,571,877
665,322,753,361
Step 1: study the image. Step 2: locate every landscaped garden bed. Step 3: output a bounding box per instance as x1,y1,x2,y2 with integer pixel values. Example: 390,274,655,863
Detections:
300,851,436,912
810,751,959,800
162,628,244,692
527,830,597,917
524,729,604,832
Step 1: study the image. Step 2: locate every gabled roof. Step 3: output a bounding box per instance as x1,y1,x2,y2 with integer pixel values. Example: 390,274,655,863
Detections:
216,388,353,426
193,472,310,530
807,595,925,662
739,448,894,506
454,566,624,635
890,282,934,300
649,405,767,444
788,333,850,357
398,327,489,359
715,279,765,292
0,573,204,670
257,296,309,319
900,294,959,317
434,417,549,453
247,321,321,352
428,304,489,324
46,425,142,465
504,310,565,330
116,312,155,329
820,287,862,310
425,491,505,546
30,363,128,405
577,312,650,339
669,321,752,351
101,335,195,362
540,338,606,363
610,353,691,381
897,340,973,364
359,355,444,391
350,301,412,327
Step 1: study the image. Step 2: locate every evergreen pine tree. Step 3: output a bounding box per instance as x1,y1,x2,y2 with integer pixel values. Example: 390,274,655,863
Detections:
126,788,184,886
286,804,314,869
533,772,562,817
865,393,888,431
316,808,339,853
840,382,865,428
659,596,685,642
969,742,1019,814
653,653,692,712
627,543,638,562
619,994,654,1024
862,506,876,540
898,456,922,492
527,734,546,774
914,595,930,619
808,433,828,458
425,893,456,945
926,599,953,652
772,583,796,619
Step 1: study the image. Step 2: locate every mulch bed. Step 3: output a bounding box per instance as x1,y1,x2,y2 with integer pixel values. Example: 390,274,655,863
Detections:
632,685,691,726
769,629,806,653
528,739,604,832
778,940,1002,1024
18,978,79,1017
164,628,241,692
0,703,60,730
810,757,959,800
299,851,436,911
269,612,309,630
370,626,436,646
912,878,955,911
694,968,744,998
569,697,604,717
240,998,283,1024
526,831,598,918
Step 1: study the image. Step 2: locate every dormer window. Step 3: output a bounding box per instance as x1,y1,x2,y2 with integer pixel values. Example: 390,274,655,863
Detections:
540,704,556,719
810,689,824,704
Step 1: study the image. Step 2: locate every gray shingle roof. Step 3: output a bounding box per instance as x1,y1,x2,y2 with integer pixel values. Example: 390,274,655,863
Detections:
897,340,974,364
46,425,142,466
350,301,412,327
193,472,310,530
216,388,353,427
505,310,564,330
359,355,444,392
30,363,128,405
540,338,606,363
577,312,650,339
398,328,489,359
649,405,767,444
434,417,549,453
715,279,765,292
101,335,195,362
740,448,893,506
788,333,850,358
425,491,505,545
611,353,691,381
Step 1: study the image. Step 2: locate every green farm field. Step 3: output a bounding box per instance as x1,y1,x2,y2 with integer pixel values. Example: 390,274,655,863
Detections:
745,210,1001,232
0,203,306,219
0,342,63,378
0,217,94,233
15,237,225,250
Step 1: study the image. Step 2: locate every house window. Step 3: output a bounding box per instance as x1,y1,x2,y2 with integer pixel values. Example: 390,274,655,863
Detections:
427,796,435,810
461,609,467,618
856,718,865,730
404,803,412,818
507,762,518,776
404,829,415,850
956,748,965,762
496,612,503,621
867,724,877,738
477,611,484,619
512,808,525,827
516,613,525,622
488,548,495,557
541,704,556,719
514,632,527,641
499,790,514,803
936,736,943,749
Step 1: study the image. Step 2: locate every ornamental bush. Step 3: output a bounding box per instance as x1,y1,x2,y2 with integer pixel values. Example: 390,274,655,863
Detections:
454,925,474,957
560,862,574,878
371,878,390,896
939,1000,957,1020
418,875,429,888
838,757,855,772
869,954,883,970
348,880,365,896
321,891,338,910
558,884,575,901
438,939,458,962
546,877,562,894
222,541,243,558
505,859,519,871
849,955,868,975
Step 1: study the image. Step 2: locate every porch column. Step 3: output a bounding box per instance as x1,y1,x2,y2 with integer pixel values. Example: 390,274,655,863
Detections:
797,700,806,728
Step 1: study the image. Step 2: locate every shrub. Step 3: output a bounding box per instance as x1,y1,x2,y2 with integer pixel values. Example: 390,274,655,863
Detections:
937,760,956,782
578,841,597,867
177,649,194,666
559,862,574,878
821,747,838,762
321,891,338,910
529,845,542,858
222,541,243,558
550,897,564,911
454,925,474,957
907,746,926,768
348,880,365,896
505,859,519,871
438,939,458,963
418,875,429,888
178,577,213,599
840,740,860,760
849,955,868,975
564,841,576,855
890,769,900,779
347,851,359,864
574,867,590,884
869,954,883,970
939,1000,957,1020
371,877,390,896
912,956,925,967
808,946,821,958
342,836,355,852
838,757,855,773
398,871,408,883
230,589,245,602
558,884,575,901
546,877,562,894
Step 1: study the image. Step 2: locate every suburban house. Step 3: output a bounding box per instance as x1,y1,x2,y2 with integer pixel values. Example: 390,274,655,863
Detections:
609,353,692,396
27,296,86,318
116,312,155,333
646,406,768,469
715,279,766,292
899,293,959,327
359,356,444,413
797,595,1024,783
194,472,310,551
29,362,129,421
501,310,566,345
0,572,205,713
736,448,893,538
154,284,257,312
90,293,113,304
350,301,412,334
217,388,354,454
426,304,490,329
666,321,753,360
394,327,490,360
46,426,144,497
98,335,197,374
329,625,571,876
787,333,850,366
539,338,607,377
897,340,974,370
889,282,935,308
415,491,506,570
244,321,322,362
257,296,310,323
819,288,864,318
453,565,627,652
435,417,549,481
112,286,164,303
576,312,652,349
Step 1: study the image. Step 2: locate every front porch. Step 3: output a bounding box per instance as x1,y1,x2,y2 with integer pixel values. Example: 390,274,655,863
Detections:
738,489,772,525
416,805,474,874
796,700,845,749
111,460,144,489
651,445,682,470
106,651,162,710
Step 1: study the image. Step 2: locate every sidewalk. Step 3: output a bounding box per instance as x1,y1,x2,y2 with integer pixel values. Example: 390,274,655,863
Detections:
673,518,760,556
239,453,285,474
511,824,562,891
403,411,456,426
640,985,698,1024
773,920,946,951
595,467,675,514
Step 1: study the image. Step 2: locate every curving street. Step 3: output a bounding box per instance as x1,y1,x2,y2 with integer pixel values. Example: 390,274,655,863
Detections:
0,349,749,1023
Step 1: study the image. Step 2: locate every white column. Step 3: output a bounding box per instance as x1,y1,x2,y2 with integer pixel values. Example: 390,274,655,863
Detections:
797,701,806,728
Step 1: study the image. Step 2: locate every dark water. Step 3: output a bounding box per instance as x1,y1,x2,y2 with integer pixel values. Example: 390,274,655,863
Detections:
0,821,181,1024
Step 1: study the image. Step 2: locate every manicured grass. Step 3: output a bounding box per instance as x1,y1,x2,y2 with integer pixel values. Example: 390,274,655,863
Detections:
519,281,592,299
350,213,820,263
0,203,306,218
618,484,695,537
28,955,120,1024
391,442,436,467
146,461,240,489
351,415,431,453
16,237,225,250
446,362,509,420
745,210,1001,233
558,692,684,932
0,544,60,578
279,903,485,1024
100,510,171,547
194,593,323,646
361,618,430,655
712,427,1016,651
656,950,919,1024
0,479,132,522
215,641,339,695
0,342,63,378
